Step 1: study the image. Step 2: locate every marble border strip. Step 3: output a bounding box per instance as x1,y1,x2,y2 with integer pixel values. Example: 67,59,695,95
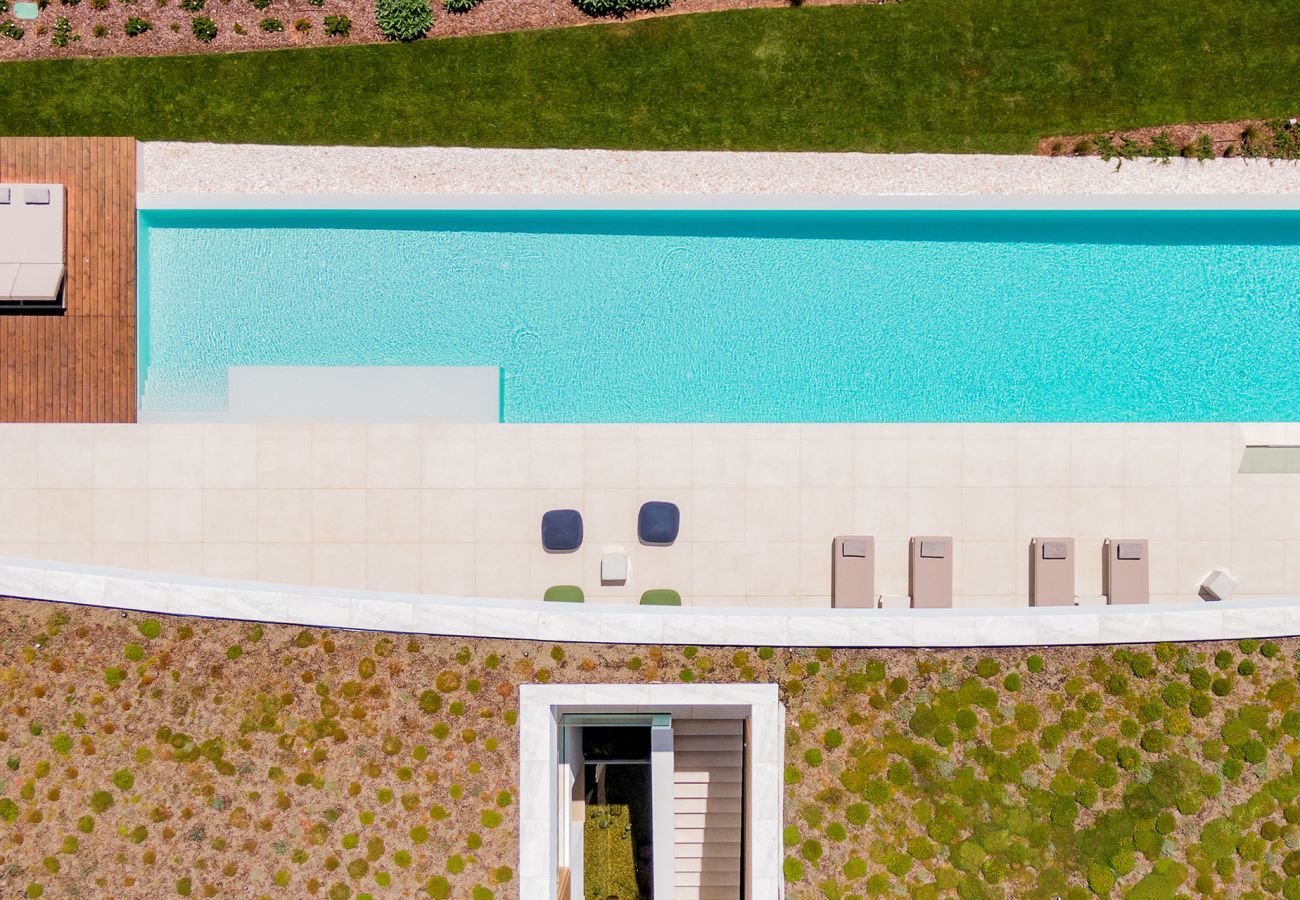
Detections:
137,191,1300,211
3,556,1299,648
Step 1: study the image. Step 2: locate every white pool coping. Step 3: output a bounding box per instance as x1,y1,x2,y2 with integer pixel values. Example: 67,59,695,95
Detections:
137,191,1300,210
136,143,1300,201
3,556,1298,647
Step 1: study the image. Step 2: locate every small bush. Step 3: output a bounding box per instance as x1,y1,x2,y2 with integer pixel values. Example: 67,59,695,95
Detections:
191,14,216,39
323,13,349,34
50,15,78,45
1146,132,1176,164
249,0,270,9
258,16,281,30
293,16,309,30
0,20,24,39
444,0,480,11
179,0,204,9
571,0,667,16
232,20,246,32
1188,133,1216,161
124,16,151,35
375,0,431,40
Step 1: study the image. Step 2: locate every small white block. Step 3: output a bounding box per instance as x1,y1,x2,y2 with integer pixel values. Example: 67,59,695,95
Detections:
1200,569,1236,602
600,551,628,584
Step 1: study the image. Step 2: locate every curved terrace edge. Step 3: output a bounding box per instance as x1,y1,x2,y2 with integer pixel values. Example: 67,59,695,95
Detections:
2,556,1298,648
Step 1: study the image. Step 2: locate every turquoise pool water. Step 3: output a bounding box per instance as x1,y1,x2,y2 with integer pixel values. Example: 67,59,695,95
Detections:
139,210,1300,422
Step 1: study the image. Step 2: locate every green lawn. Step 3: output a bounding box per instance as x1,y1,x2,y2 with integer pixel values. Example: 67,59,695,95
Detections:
1,0,1296,152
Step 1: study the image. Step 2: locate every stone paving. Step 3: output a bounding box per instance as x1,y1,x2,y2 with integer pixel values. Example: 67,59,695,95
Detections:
0,422,1296,608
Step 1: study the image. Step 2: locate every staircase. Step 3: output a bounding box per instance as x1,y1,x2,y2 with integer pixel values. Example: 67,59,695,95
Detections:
672,719,744,900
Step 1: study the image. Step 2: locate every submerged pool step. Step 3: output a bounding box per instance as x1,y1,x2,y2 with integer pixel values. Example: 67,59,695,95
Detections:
140,366,501,423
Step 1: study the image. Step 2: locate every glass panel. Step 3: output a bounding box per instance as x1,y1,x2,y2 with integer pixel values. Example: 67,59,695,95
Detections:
559,713,671,729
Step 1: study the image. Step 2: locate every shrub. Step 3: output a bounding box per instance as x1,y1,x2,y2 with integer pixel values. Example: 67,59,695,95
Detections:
258,16,282,30
190,14,216,38
249,0,270,8
179,0,204,9
232,20,245,32
1146,132,1176,164
293,16,309,30
444,0,480,11
0,20,24,39
375,0,431,40
1188,133,1216,161
50,15,78,46
571,0,667,16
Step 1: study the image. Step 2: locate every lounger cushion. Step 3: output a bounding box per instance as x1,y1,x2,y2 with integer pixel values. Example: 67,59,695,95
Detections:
540,508,583,552
841,538,869,558
920,540,947,559
638,501,680,545
543,585,585,603
9,264,64,303
1117,542,1144,560
640,589,681,606
0,188,9,205
1041,541,1068,560
24,188,50,205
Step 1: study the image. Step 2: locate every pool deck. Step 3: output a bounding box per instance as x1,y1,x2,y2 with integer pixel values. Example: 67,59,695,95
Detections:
0,137,137,423
0,422,1296,608
0,140,1297,609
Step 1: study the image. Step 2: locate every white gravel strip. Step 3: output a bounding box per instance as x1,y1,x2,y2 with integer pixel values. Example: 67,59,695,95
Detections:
139,142,1300,197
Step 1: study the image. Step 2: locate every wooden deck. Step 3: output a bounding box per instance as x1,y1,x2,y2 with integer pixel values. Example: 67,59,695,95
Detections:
0,137,136,423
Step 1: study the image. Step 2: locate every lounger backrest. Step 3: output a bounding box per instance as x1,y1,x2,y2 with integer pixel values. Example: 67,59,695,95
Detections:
831,535,875,608
1103,538,1149,605
1030,537,1075,606
909,536,953,608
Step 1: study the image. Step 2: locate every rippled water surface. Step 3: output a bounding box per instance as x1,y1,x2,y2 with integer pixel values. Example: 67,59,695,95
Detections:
140,210,1300,421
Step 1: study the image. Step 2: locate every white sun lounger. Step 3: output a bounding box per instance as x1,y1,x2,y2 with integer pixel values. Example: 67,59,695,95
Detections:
0,184,66,307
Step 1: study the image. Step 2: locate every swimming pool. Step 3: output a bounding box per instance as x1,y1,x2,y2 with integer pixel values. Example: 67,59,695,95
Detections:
138,209,1300,422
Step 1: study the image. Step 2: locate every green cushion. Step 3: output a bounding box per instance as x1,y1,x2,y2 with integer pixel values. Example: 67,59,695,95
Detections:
639,589,681,607
543,585,584,603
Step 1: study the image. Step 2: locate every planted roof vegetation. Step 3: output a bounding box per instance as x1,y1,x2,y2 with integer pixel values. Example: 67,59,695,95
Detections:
0,0,1295,152
2,598,1300,896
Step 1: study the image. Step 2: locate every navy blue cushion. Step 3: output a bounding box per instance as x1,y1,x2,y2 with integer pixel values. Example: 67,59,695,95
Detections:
541,509,583,552
638,501,680,545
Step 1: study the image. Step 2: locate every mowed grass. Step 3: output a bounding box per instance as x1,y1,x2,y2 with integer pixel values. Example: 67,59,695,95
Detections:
0,0,1296,152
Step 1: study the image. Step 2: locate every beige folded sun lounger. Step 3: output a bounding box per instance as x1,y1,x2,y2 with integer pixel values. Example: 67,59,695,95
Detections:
1103,538,1149,605
0,183,66,307
909,536,953,608
1030,537,1075,607
831,535,875,608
